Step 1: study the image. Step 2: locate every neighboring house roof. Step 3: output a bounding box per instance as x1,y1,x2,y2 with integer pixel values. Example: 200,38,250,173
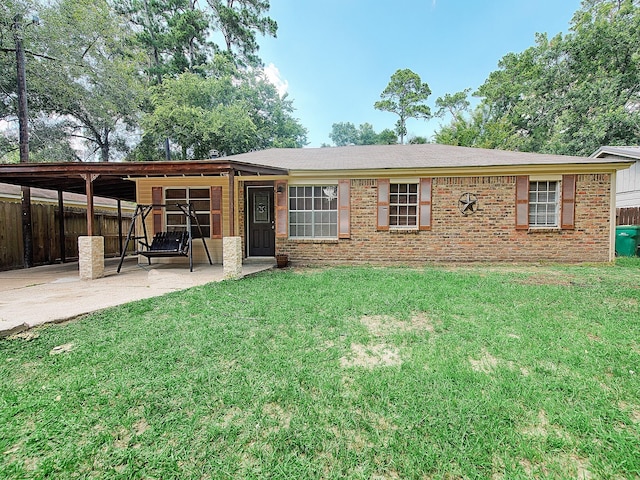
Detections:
592,146,640,209
591,146,640,160
0,183,128,209
230,144,633,172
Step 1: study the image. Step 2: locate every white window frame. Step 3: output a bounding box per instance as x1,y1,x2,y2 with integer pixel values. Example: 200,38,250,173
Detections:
288,185,338,239
528,180,560,228
389,182,419,229
164,187,211,237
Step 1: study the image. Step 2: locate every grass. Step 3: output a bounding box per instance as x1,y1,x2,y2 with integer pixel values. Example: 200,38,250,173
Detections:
1,260,639,479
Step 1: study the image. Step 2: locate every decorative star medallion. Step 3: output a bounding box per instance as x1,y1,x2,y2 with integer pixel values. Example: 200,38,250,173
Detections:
458,193,479,216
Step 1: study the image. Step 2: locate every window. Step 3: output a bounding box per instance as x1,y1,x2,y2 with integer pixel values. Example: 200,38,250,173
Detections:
390,183,418,228
165,187,211,237
289,185,338,238
377,178,431,231
528,181,559,227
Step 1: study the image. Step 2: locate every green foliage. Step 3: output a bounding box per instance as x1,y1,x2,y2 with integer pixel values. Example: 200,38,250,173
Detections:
408,135,428,144
208,0,277,68
438,0,640,155
329,121,398,146
433,103,517,149
114,0,210,81
1,0,145,162
328,121,358,146
1,0,303,163
38,0,145,161
374,68,432,144
377,128,399,144
435,88,471,120
142,71,306,158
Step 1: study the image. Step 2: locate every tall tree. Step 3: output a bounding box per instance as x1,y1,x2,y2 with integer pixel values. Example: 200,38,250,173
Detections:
1,0,145,163
33,0,144,162
328,122,395,146
115,0,210,81
142,69,306,158
453,0,640,156
114,0,211,160
374,68,431,144
435,89,471,121
207,0,277,67
0,0,42,162
329,122,358,146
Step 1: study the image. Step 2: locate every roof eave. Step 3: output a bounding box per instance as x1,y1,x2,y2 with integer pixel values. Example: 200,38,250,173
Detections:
590,146,640,160
284,162,634,179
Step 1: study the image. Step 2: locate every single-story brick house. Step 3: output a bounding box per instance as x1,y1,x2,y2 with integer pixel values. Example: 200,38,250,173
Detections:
0,144,633,273
131,144,632,264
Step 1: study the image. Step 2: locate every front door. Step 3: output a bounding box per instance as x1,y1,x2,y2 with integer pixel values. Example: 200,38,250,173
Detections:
247,187,275,256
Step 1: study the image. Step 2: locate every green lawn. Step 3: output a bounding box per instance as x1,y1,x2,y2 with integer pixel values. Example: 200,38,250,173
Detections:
1,260,639,479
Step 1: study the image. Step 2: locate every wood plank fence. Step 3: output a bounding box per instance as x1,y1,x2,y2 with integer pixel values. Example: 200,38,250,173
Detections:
617,207,640,226
0,201,133,271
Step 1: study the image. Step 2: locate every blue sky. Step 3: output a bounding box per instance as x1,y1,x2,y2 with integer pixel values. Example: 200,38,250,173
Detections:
258,0,583,147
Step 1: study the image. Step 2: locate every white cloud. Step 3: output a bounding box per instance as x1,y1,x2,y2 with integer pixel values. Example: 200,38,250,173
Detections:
263,63,289,97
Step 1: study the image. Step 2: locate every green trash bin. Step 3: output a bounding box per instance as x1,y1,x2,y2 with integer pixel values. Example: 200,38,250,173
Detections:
615,225,640,257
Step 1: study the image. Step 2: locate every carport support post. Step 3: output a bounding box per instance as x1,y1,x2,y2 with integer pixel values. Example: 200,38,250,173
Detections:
58,190,66,263
78,173,104,280
78,236,104,280
85,173,95,236
223,237,242,280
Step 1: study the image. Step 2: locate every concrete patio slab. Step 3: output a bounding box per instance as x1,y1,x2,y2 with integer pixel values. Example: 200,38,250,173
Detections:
0,257,275,337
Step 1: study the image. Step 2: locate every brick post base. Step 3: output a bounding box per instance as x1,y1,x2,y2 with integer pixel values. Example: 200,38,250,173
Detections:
78,236,104,280
223,236,243,280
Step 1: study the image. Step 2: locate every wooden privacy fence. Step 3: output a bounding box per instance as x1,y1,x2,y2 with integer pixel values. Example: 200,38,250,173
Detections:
0,201,133,271
617,207,640,226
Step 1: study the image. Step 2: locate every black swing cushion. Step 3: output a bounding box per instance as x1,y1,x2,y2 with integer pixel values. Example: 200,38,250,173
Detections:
138,231,189,257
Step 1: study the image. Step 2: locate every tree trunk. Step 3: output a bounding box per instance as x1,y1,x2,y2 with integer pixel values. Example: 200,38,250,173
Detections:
100,129,110,162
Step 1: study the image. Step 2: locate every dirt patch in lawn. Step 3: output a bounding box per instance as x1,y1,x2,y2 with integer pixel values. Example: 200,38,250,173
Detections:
469,348,499,374
340,343,402,369
516,454,592,479
49,342,75,355
360,312,436,337
262,402,292,433
342,312,438,368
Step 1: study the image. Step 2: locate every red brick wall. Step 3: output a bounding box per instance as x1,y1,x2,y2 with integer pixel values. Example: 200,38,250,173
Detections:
272,174,612,264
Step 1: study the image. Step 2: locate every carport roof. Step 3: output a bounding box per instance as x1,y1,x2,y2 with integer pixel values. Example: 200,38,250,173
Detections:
0,160,288,201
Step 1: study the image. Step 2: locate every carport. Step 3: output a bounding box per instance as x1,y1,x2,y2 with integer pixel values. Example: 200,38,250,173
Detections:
0,160,286,279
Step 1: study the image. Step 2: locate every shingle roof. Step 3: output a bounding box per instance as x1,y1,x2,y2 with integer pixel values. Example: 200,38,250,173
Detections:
229,144,631,171
590,146,640,160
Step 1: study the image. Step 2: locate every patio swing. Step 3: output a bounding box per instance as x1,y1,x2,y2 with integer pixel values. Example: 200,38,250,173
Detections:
117,203,213,273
